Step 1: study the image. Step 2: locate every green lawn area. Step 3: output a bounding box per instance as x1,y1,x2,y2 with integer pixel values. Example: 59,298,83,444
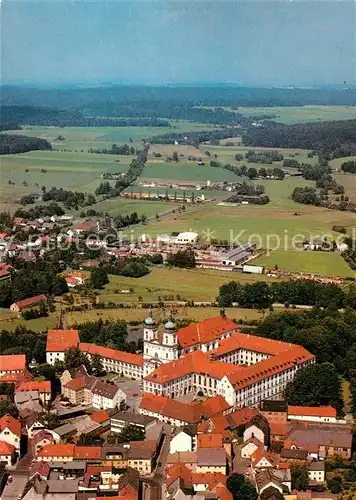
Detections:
0,312,60,333
72,197,178,217
140,161,238,183
253,250,353,277
97,266,276,303
223,105,356,124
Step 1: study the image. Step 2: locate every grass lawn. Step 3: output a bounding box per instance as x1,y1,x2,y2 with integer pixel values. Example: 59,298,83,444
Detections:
253,250,353,277
70,198,178,218
97,267,279,303
216,105,356,124
140,161,238,183
0,312,60,332
67,306,273,326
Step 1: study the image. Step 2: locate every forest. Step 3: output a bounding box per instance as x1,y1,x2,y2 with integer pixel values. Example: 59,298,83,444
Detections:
0,134,52,155
243,119,356,155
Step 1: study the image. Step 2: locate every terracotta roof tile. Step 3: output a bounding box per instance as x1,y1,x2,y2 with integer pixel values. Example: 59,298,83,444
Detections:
229,407,258,427
0,414,21,436
16,380,51,394
197,433,223,449
0,354,26,372
288,405,336,418
0,440,15,455
178,316,238,349
11,294,47,311
214,332,295,358
74,446,102,459
46,329,79,352
90,410,110,424
79,343,143,367
64,375,96,391
38,443,75,458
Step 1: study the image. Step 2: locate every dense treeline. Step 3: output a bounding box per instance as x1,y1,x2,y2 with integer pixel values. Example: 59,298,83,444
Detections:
0,122,21,131
14,203,65,219
341,160,356,174
342,237,356,270
0,134,52,155
219,279,355,309
2,86,355,110
89,144,135,155
0,261,69,308
0,327,47,363
149,128,242,146
42,187,96,209
245,150,284,164
0,106,169,127
243,119,356,156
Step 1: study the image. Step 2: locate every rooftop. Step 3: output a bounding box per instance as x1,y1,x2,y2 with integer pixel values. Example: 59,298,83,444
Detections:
288,405,337,419
197,433,223,449
16,380,51,394
79,342,143,367
0,354,26,372
177,316,238,349
46,329,79,352
11,294,47,310
0,414,21,436
196,447,226,466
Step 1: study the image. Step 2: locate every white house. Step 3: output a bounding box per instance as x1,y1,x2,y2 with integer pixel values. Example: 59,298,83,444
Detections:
287,405,339,424
91,380,126,410
176,232,198,244
170,426,197,454
241,437,264,459
308,461,325,483
45,329,79,366
0,415,21,451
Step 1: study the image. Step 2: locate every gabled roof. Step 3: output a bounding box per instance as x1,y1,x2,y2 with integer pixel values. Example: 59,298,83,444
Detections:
46,329,79,352
64,375,96,391
242,436,264,450
38,443,75,458
251,448,278,468
29,461,50,479
214,332,294,358
90,410,110,424
196,447,226,466
229,407,258,427
0,354,26,372
32,430,56,445
178,316,238,349
91,380,120,399
16,380,51,394
0,414,21,436
79,343,143,367
11,294,47,310
0,440,15,455
287,405,337,419
197,433,223,449
74,446,102,459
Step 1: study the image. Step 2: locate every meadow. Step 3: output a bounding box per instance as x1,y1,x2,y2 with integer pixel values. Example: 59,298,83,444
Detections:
253,250,353,277
206,105,356,124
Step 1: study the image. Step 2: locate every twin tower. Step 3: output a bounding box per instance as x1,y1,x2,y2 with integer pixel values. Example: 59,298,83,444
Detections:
143,314,179,377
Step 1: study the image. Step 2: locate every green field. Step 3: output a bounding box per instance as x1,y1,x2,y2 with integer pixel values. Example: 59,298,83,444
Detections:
72,198,177,218
141,161,238,183
253,250,353,277
214,105,356,124
97,266,277,303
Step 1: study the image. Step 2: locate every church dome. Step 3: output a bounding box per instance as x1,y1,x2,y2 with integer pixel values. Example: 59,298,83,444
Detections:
144,316,156,326
165,319,176,330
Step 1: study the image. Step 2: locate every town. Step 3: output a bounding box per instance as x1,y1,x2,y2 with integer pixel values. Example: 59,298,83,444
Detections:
0,314,353,500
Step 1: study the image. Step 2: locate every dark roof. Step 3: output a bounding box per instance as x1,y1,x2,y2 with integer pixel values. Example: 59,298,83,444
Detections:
255,469,282,491
260,400,287,413
117,467,139,493
92,380,119,399
308,461,325,471
281,448,308,460
110,411,156,426
246,413,270,434
196,448,226,467
47,479,79,493
69,365,88,379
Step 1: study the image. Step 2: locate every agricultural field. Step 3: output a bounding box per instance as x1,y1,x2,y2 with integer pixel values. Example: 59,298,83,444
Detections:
201,105,356,124
253,250,354,277
71,198,177,218
140,161,238,183
96,267,278,303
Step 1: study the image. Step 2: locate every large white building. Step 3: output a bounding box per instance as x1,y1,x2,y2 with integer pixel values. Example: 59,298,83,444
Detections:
143,316,179,377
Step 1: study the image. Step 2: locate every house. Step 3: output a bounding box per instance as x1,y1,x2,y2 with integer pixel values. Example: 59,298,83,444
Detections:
14,390,41,411
10,294,47,315
63,374,96,405
60,365,88,392
197,433,223,449
90,410,111,425
260,400,288,424
25,414,46,439
0,354,26,378
65,271,87,288
287,406,338,424
110,412,156,435
91,380,126,410
32,430,59,456
16,380,51,406
28,461,51,481
170,425,197,453
74,219,99,234
0,414,21,451
255,469,284,498
46,329,80,365
241,437,264,459
196,447,227,474
37,443,75,462
243,414,270,447
175,232,199,244
308,461,325,483
0,441,16,466
251,448,278,469
286,421,352,460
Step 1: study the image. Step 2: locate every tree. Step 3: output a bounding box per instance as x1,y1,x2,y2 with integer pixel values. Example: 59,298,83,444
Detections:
166,248,196,269
91,354,105,376
291,465,309,490
172,151,179,162
117,424,145,443
285,362,343,415
0,400,18,418
64,347,92,373
227,473,257,500
327,476,342,494
91,268,109,289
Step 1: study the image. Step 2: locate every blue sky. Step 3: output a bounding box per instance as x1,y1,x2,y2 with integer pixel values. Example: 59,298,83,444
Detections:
2,0,355,86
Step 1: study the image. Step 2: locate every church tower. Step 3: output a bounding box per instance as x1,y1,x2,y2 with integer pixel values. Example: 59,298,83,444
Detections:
162,319,179,360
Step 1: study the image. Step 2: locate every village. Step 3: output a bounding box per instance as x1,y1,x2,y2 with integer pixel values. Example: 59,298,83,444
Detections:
0,315,353,500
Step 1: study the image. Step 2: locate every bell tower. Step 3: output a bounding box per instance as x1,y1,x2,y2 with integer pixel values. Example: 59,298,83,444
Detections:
162,319,179,361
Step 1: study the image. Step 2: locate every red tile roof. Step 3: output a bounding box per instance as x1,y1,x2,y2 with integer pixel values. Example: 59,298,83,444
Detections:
0,440,15,455
214,332,295,357
270,422,288,437
228,345,314,389
229,408,259,427
64,375,96,391
251,448,279,468
197,433,223,449
0,354,26,373
90,410,110,424
74,446,102,459
0,414,21,436
38,444,75,458
46,329,79,352
145,350,240,384
178,316,238,349
140,393,230,424
288,405,337,418
166,463,192,488
191,472,227,488
79,343,143,367
16,380,51,394
11,294,47,311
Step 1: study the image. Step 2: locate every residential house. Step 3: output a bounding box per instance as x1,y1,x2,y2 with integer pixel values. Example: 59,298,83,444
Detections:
197,433,223,450
0,414,21,451
170,426,197,453
255,469,284,498
196,448,227,474
60,365,88,393
45,329,80,365
73,219,99,234
241,437,264,459
10,294,47,315
32,430,59,456
16,380,51,406
91,380,126,410
260,400,288,424
243,414,270,447
308,461,325,483
0,441,16,466
63,375,96,405
25,414,46,439
37,443,75,462
251,448,278,469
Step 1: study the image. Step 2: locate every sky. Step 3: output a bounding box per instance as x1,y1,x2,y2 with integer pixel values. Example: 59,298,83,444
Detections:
1,0,356,87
